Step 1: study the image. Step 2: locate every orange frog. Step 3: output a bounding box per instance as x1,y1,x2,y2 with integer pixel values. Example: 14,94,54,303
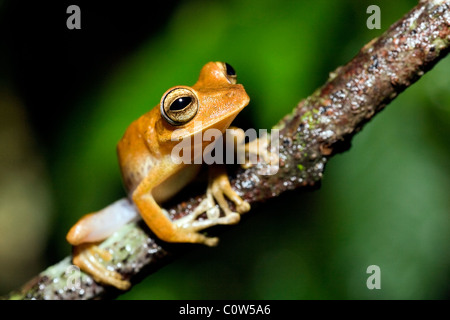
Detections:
66,62,262,290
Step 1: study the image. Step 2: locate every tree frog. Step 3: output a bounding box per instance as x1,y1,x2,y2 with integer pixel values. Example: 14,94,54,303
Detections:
66,62,262,290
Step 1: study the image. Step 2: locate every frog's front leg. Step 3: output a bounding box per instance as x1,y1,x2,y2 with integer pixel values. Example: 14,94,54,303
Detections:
133,166,220,246
208,165,250,216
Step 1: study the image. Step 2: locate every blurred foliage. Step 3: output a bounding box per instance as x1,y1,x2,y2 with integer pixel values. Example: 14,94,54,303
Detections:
0,88,52,291
1,0,449,299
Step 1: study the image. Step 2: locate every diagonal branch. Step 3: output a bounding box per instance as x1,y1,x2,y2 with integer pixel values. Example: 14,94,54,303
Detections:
5,0,449,300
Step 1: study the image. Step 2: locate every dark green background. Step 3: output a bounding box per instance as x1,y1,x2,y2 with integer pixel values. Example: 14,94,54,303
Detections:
0,0,449,299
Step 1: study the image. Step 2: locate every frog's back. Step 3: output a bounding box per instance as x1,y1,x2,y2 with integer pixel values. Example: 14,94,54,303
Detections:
117,112,159,194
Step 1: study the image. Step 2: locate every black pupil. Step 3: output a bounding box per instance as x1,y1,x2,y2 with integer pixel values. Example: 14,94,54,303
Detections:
225,62,236,76
170,96,192,111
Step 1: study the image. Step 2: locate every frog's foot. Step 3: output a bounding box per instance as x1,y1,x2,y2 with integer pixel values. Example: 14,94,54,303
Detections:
225,127,278,169
209,167,250,215
241,134,279,169
173,167,250,246
72,243,131,290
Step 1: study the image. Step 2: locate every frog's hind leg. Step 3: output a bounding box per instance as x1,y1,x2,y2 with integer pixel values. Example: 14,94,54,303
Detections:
66,199,137,290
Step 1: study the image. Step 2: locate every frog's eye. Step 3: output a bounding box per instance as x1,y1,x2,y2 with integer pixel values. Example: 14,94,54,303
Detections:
160,87,199,126
217,62,237,84
224,62,237,84
225,63,236,76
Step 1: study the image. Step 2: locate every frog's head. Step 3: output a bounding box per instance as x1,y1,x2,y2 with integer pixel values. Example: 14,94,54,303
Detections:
156,62,250,145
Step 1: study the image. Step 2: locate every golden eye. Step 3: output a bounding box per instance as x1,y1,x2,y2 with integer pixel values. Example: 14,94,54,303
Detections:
160,87,199,126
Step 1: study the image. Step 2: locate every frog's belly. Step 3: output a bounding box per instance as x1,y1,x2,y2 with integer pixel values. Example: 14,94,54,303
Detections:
152,163,202,204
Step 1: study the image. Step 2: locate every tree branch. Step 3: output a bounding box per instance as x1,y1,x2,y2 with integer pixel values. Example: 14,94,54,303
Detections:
6,0,450,300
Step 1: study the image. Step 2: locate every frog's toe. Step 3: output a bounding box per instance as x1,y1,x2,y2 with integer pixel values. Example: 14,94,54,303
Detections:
235,201,251,214
204,236,219,247
89,245,112,261
220,212,240,224
240,162,254,169
72,244,131,290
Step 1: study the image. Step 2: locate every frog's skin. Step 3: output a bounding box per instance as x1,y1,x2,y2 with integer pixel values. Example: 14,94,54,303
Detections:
66,62,261,290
